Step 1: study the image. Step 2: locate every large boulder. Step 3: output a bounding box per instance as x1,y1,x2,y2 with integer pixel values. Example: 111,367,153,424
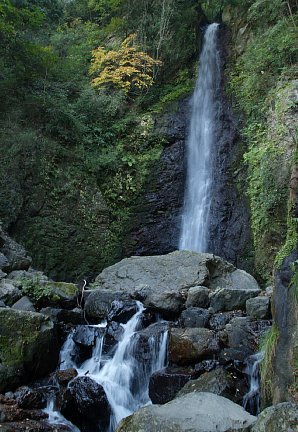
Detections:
116,392,257,432
0,281,22,306
61,376,111,432
210,269,260,312
179,307,210,328
149,366,197,404
251,402,298,432
169,327,220,365
91,251,259,317
84,289,130,322
246,296,270,320
223,317,258,361
0,309,59,392
12,296,36,312
176,367,245,404
0,233,32,272
185,286,210,308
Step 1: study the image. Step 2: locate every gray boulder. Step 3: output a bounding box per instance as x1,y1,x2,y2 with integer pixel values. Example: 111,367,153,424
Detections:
0,253,9,272
177,367,241,403
0,282,22,306
91,251,244,316
1,234,32,271
116,392,257,432
246,296,270,320
84,289,130,321
222,317,257,361
251,402,298,432
169,327,220,365
210,269,260,312
180,307,210,328
185,286,210,308
12,296,36,312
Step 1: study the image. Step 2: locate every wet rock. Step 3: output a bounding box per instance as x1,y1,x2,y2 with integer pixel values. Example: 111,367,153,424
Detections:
194,359,219,374
169,327,220,365
185,286,210,308
14,386,48,409
223,317,257,361
251,402,298,432
0,420,71,431
0,309,59,392
107,300,138,324
0,396,48,422
209,311,244,331
176,367,242,403
105,321,124,348
133,322,169,365
149,366,197,404
0,282,22,306
180,307,210,328
61,376,111,432
116,392,257,432
246,296,270,320
84,289,130,322
12,296,36,312
54,369,78,387
40,307,84,325
73,325,97,348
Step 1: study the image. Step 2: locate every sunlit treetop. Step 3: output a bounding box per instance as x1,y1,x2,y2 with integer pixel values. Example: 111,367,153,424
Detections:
89,34,162,96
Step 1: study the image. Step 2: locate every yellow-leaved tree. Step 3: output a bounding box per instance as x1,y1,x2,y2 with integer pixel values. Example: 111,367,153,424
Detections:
89,34,162,95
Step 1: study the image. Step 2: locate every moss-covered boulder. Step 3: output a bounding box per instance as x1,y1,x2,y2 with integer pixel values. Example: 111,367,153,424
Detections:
18,278,78,309
0,309,59,392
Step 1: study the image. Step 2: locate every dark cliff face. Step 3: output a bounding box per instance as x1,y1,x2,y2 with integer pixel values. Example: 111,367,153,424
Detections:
124,26,253,273
207,25,253,271
123,99,189,257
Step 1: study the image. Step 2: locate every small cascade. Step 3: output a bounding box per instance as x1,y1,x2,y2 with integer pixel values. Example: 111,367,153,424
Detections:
243,352,263,415
48,301,168,432
179,23,220,252
44,398,80,432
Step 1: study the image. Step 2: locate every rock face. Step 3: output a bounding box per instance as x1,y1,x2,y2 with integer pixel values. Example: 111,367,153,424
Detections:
251,402,298,432
116,392,257,432
123,99,189,257
271,249,298,403
89,251,259,317
0,309,59,392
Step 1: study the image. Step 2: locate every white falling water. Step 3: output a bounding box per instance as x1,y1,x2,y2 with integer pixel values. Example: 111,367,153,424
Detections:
179,23,220,252
53,302,168,432
243,351,264,415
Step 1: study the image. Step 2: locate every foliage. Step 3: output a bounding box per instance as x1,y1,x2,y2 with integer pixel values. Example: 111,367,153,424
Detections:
260,324,279,402
90,34,162,95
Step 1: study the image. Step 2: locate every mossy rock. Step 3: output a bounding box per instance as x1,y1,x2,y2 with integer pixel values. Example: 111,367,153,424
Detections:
0,308,59,392
20,277,78,308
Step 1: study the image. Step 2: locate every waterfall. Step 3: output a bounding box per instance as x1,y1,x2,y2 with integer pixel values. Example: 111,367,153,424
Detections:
243,352,263,415
179,23,220,252
49,302,168,432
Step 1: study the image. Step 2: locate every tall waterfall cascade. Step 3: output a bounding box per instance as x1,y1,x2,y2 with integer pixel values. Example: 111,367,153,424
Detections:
179,23,220,252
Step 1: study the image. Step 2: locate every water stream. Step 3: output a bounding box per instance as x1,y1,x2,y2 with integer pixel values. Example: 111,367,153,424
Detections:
47,302,168,431
179,23,220,252
242,352,264,415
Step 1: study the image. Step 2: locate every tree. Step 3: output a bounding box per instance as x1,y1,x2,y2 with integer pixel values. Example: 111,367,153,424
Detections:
89,34,162,95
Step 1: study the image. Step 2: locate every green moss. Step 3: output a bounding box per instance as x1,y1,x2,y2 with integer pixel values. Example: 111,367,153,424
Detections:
21,276,78,305
260,324,279,403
